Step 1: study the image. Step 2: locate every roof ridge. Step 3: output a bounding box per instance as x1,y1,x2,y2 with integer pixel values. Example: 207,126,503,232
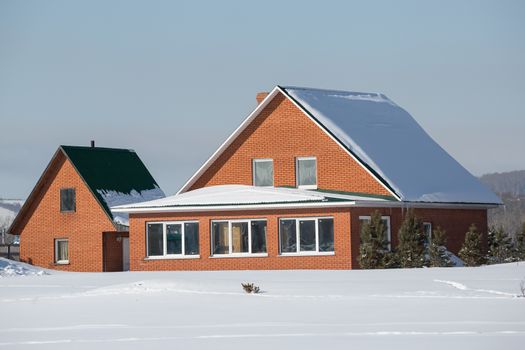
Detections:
281,85,384,96
60,145,135,152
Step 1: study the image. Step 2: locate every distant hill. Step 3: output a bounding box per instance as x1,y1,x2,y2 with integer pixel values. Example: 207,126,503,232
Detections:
0,199,24,231
479,170,525,237
480,170,525,197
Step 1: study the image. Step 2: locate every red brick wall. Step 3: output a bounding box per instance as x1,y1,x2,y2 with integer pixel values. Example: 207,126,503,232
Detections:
129,206,487,271
129,208,353,271
188,92,392,197
349,207,488,268
19,152,115,272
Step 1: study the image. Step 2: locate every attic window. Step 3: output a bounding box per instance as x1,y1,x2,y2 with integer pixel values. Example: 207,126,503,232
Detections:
296,157,317,189
253,159,273,187
60,188,76,212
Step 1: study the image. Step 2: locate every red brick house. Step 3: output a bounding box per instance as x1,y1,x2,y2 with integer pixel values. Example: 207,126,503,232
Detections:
8,145,165,272
113,86,501,271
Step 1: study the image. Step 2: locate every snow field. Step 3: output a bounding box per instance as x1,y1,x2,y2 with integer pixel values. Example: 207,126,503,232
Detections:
0,261,524,349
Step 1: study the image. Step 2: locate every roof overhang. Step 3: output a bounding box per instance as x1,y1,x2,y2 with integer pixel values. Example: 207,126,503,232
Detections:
112,199,497,215
112,200,357,214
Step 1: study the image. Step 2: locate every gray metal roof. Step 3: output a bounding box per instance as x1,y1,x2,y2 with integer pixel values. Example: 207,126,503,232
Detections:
282,86,501,204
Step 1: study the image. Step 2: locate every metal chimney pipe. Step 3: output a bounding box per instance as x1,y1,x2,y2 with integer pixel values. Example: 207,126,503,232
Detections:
90,140,95,148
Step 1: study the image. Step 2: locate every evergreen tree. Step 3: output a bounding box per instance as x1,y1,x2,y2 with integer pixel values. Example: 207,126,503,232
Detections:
428,226,453,267
458,224,486,266
396,209,426,268
358,210,390,269
382,250,399,269
487,226,514,264
514,222,525,261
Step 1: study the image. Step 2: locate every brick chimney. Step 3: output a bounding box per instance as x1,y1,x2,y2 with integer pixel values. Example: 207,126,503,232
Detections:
256,91,269,105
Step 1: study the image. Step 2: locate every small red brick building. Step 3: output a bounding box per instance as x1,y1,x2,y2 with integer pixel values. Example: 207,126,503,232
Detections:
113,86,501,271
8,145,164,272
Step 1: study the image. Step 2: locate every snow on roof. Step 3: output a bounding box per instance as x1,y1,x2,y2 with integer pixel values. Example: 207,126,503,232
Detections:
112,185,388,212
282,86,501,204
60,146,166,224
100,187,165,226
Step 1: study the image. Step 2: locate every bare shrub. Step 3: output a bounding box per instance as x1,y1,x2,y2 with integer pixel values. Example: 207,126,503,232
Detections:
241,282,260,294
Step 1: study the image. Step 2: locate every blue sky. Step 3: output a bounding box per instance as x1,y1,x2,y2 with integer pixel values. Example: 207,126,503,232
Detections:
1,0,524,198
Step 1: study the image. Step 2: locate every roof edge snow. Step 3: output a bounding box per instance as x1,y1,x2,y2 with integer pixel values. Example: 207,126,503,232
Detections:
112,185,496,214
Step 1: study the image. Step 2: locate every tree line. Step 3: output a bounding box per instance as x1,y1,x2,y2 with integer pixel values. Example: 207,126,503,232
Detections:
358,210,525,269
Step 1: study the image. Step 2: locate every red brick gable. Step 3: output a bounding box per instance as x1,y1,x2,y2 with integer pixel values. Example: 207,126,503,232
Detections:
188,92,393,197
18,152,116,271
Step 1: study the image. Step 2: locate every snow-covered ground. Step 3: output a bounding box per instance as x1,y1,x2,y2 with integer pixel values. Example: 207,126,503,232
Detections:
1,260,524,349
0,258,48,277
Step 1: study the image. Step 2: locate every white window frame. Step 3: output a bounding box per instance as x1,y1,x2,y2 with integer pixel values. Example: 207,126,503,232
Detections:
279,217,334,256
359,215,392,251
296,156,317,189
252,158,274,187
54,238,69,264
211,219,268,257
423,222,432,244
146,221,200,259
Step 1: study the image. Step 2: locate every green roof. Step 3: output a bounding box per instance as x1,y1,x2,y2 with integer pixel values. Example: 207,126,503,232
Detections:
60,145,165,219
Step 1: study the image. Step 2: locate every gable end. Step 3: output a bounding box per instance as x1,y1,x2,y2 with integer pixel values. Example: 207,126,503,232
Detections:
177,86,400,200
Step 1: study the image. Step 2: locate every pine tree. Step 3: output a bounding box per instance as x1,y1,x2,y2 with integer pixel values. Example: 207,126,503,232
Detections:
358,210,390,269
458,224,486,266
514,222,525,261
487,226,514,264
382,250,399,269
428,226,453,267
396,209,426,268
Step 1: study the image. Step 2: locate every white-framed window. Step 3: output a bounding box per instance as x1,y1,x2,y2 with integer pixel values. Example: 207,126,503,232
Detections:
296,157,317,189
54,238,69,264
146,221,199,258
60,188,76,212
279,217,334,255
359,215,392,250
423,222,432,245
211,219,267,256
253,159,274,187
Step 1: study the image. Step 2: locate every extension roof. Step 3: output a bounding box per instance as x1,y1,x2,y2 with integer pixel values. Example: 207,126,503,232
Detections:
178,86,501,205
9,146,165,234
112,185,495,214
112,184,391,213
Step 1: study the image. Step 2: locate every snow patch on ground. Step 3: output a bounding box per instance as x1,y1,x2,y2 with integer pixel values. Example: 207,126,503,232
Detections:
0,258,49,277
448,250,464,267
434,279,518,297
